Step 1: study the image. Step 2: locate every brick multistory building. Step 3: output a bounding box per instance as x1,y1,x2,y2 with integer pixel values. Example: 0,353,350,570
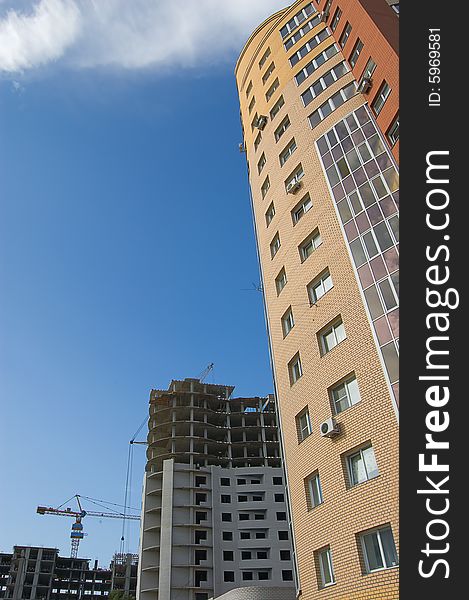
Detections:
235,1,399,598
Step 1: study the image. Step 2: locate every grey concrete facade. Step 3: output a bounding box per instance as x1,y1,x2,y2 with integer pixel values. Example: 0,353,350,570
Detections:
137,379,295,600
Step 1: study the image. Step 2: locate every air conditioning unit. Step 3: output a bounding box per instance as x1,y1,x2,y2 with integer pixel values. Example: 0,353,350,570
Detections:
357,77,372,94
255,115,268,130
320,417,339,438
238,142,246,153
321,9,330,22
286,180,302,194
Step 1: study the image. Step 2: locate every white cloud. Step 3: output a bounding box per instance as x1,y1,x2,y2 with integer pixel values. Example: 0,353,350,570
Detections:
0,0,288,73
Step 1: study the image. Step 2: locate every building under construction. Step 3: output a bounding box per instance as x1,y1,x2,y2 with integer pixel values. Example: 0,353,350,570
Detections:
137,378,296,600
0,547,137,600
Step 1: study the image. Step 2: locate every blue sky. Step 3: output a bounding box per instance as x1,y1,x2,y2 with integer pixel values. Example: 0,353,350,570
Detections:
0,0,287,566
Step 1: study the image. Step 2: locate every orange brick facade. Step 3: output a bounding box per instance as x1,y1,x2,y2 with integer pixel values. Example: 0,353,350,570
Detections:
235,2,399,599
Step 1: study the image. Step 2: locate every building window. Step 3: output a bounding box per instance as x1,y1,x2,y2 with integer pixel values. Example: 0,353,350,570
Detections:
275,493,285,502
282,570,294,581
273,476,283,485
240,531,250,539
195,476,206,487
280,2,316,39
276,512,287,521
290,28,330,67
195,530,207,544
285,164,305,191
284,13,322,51
288,353,303,385
262,62,275,84
270,95,285,119
254,132,262,151
195,549,207,565
275,268,287,295
257,551,268,560
387,114,399,145
221,513,232,522
222,531,233,541
301,62,349,107
278,530,289,540
282,307,295,337
299,229,322,262
237,478,246,485
292,194,312,224
241,551,252,560
270,233,281,258
195,594,208,600
246,81,253,97
349,39,364,68
248,96,256,114
371,81,391,115
195,512,207,524
360,57,377,82
359,526,399,572
258,571,270,580
330,375,360,413
280,550,291,560
220,477,230,486
266,78,279,102
347,444,379,486
330,7,342,31
254,513,265,520
259,47,271,69
261,176,270,198
265,202,275,226
195,571,207,587
317,547,335,588
339,22,352,47
280,138,297,166
308,269,333,304
224,572,235,582
221,494,231,503
306,471,323,508
238,495,248,502
295,44,338,85
319,318,346,354
257,153,266,174
274,116,291,142
242,572,253,581
239,513,249,521
308,82,356,127
296,407,311,441
256,531,267,539
223,551,234,561
195,492,207,505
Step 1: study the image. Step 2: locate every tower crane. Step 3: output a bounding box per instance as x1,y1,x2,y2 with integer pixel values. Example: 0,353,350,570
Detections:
198,362,214,382
37,494,140,558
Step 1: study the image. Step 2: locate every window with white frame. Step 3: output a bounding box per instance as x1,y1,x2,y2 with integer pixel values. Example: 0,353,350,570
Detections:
259,47,271,69
270,233,281,258
266,78,279,102
339,22,352,47
280,138,297,166
317,547,335,588
308,269,333,304
330,375,360,413
349,38,364,68
301,62,349,107
261,176,270,198
347,444,379,486
296,407,311,441
285,164,305,191
295,44,338,85
308,83,356,127
282,307,295,337
280,2,316,39
270,95,285,119
306,471,323,508
387,114,399,145
257,153,266,174
330,7,342,31
262,62,275,84
284,13,322,51
371,80,391,115
265,202,275,226
319,318,346,355
292,194,313,224
289,28,330,67
299,229,322,261
360,57,377,82
359,525,399,572
288,353,303,385
275,267,287,295
274,116,291,142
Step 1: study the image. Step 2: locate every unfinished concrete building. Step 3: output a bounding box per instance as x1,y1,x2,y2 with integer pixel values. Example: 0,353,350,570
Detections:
0,547,137,600
137,378,296,600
